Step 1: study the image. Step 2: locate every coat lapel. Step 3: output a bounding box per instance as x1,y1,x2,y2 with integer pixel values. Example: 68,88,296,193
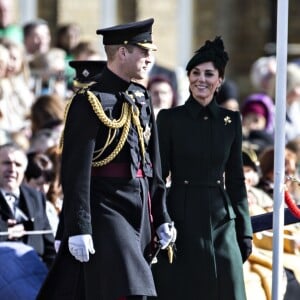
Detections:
0,192,14,219
19,186,36,222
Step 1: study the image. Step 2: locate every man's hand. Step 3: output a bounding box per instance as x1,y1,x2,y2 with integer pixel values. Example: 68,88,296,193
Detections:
156,222,177,249
7,219,25,239
68,234,95,262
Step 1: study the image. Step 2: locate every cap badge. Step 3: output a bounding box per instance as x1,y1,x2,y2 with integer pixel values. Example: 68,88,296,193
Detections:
82,69,90,78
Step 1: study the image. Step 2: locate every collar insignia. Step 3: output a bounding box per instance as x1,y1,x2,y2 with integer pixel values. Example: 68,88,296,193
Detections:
134,91,144,98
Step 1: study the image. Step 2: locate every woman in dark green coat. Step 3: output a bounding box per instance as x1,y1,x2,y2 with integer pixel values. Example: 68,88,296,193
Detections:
151,37,253,300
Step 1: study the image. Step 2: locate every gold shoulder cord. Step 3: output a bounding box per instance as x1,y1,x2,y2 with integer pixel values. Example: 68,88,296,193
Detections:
73,80,95,89
130,104,146,161
59,89,146,167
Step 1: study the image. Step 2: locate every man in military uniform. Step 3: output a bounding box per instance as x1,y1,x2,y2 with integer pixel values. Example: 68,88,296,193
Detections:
37,18,176,300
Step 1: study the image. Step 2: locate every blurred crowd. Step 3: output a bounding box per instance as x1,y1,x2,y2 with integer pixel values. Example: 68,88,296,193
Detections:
1,0,300,299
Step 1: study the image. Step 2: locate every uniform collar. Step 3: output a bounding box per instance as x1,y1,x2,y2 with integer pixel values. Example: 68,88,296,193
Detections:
185,95,220,119
93,66,131,92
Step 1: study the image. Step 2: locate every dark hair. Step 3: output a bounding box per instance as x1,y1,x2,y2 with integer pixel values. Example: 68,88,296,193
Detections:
56,23,81,52
30,94,65,134
25,152,55,182
23,19,48,37
258,146,274,179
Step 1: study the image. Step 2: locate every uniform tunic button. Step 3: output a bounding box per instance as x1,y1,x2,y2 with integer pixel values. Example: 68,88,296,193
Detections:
184,180,189,184
216,180,221,184
204,116,208,120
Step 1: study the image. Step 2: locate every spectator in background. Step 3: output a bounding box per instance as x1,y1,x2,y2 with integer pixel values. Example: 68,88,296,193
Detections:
241,144,275,300
0,43,31,138
55,23,81,60
250,55,276,100
242,145,273,215
147,75,177,118
242,93,275,135
242,145,300,300
216,79,240,111
0,0,23,44
241,93,275,155
29,93,65,152
30,94,65,135
255,145,300,299
0,127,10,145
285,140,300,204
23,19,51,63
0,43,11,130
55,23,81,88
1,37,32,92
45,145,63,214
285,62,300,142
286,137,300,178
24,152,60,235
148,57,178,99
257,145,298,200
29,48,69,98
29,128,61,155
71,40,102,61
0,37,34,129
0,143,56,268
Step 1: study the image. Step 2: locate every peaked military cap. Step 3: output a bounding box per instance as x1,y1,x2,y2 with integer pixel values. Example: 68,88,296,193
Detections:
96,18,157,51
69,60,106,83
186,36,229,77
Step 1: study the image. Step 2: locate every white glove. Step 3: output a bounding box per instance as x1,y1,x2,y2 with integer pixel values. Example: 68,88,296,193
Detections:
156,222,177,249
68,234,95,262
54,240,61,253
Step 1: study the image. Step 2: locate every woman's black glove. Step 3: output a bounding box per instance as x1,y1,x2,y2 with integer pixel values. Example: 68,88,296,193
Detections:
238,237,252,262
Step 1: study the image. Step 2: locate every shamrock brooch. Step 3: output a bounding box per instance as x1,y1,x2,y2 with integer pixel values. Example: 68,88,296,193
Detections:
224,116,232,125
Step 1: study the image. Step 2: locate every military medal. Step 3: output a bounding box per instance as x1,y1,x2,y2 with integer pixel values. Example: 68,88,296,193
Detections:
143,123,151,144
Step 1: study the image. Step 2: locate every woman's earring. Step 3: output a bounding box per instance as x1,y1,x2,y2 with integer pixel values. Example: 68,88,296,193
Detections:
216,81,223,93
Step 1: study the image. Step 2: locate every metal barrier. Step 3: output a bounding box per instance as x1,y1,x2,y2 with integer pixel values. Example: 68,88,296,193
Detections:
251,206,300,233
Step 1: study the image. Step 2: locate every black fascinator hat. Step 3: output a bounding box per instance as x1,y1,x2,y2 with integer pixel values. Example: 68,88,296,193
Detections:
186,36,229,77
